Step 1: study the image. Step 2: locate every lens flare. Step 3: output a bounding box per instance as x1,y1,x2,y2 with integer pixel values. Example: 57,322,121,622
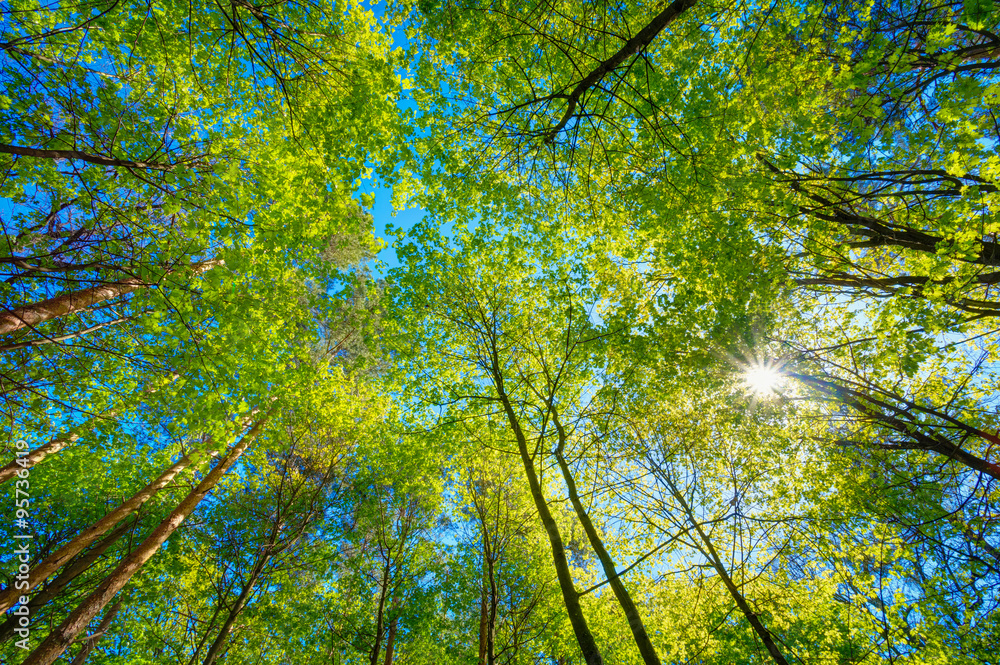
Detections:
743,364,784,396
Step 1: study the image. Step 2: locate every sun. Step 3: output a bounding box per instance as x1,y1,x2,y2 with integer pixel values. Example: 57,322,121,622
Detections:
743,363,784,396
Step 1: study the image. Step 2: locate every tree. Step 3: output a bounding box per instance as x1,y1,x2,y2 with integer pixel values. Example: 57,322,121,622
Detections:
0,0,399,442
389,219,684,664
3,0,1000,662
450,444,562,665
195,417,352,665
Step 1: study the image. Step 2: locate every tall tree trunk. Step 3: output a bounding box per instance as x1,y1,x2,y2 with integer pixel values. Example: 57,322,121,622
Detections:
478,576,488,665
382,603,399,665
68,598,122,665
371,503,412,665
491,368,603,665
201,553,270,665
369,562,391,665
0,519,134,642
478,531,498,665
0,258,222,336
0,315,130,352
0,412,112,485
485,538,497,665
0,450,200,613
21,414,270,665
552,414,661,665
0,429,86,485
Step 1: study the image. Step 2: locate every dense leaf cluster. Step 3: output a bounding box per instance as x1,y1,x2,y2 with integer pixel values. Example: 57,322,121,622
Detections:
2,0,999,663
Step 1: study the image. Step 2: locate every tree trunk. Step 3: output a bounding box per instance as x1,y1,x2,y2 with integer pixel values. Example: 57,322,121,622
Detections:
369,563,391,665
0,316,129,352
0,374,177,485
0,519,133,642
478,577,488,665
68,598,122,665
485,537,497,665
0,429,83,486
201,553,270,665
0,258,222,336
20,415,270,665
382,606,399,665
0,417,102,485
552,415,661,665
0,450,200,614
491,367,603,665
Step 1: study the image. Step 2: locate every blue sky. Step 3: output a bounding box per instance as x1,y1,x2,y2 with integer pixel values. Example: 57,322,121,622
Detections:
363,0,426,275
365,183,425,274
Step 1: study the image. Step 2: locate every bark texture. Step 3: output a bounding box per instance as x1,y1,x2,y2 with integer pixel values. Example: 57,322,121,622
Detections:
68,599,122,665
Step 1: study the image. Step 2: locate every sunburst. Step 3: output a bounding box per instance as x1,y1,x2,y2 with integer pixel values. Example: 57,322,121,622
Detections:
742,362,785,396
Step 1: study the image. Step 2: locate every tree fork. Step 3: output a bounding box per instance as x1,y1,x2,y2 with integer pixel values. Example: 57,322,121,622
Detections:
792,372,1000,479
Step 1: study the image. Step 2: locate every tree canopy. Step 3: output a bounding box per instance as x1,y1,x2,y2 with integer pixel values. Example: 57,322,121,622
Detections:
2,0,999,663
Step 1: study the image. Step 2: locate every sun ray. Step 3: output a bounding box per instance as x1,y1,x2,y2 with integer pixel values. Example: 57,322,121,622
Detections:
743,363,784,396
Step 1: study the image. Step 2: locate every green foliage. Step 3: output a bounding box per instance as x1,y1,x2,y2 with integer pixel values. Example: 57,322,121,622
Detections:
3,0,1000,663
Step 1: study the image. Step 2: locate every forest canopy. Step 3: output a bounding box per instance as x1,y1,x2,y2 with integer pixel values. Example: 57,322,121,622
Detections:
1,0,999,663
